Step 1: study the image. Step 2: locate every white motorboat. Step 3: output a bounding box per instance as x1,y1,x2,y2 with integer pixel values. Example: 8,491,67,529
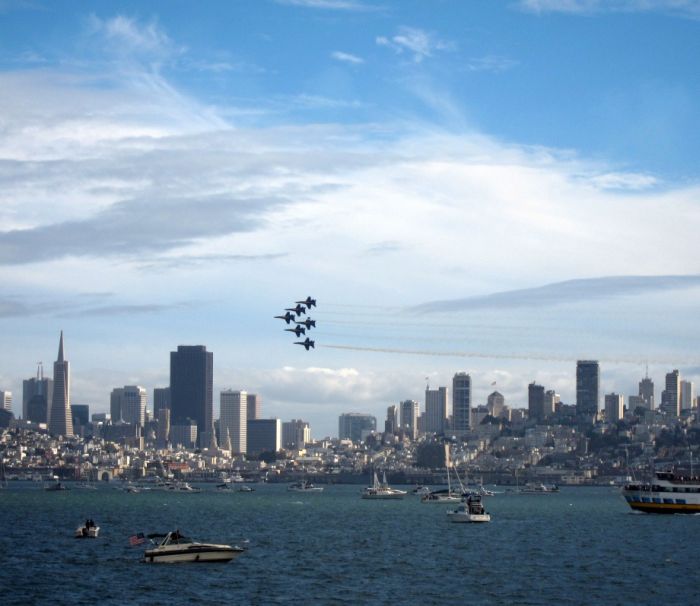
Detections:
75,519,100,538
143,531,245,563
447,495,491,523
361,471,406,499
412,485,431,496
165,481,201,493
519,482,559,494
288,479,323,492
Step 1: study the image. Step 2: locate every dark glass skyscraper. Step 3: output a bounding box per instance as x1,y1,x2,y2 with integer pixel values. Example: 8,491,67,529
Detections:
169,345,213,448
576,360,600,418
452,372,471,433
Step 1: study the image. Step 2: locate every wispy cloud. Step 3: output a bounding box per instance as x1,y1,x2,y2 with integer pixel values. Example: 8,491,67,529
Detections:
331,51,365,65
466,55,519,73
275,0,374,10
87,15,181,63
376,26,453,63
517,0,700,18
410,275,700,313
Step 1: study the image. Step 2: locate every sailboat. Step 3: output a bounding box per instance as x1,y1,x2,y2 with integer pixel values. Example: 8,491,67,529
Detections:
361,470,406,499
422,445,462,503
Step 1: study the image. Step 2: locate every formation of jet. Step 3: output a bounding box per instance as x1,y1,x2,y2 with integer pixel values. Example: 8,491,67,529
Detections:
294,338,315,351
275,296,316,351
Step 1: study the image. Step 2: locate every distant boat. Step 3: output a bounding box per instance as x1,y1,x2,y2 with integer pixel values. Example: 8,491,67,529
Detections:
75,519,100,538
45,481,68,491
288,479,323,493
447,495,491,523
361,471,406,499
519,482,559,494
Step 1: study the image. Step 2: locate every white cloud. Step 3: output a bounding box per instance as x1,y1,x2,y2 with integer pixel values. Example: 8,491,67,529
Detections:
517,0,700,18
465,55,519,72
276,0,374,10
331,51,365,64
376,26,453,63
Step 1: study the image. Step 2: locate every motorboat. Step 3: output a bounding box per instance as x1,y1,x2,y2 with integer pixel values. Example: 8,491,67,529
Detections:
411,485,431,496
519,482,559,494
421,488,461,503
75,519,100,538
143,531,245,563
288,479,323,492
236,485,255,492
45,481,68,491
447,495,491,523
165,481,201,493
361,471,406,499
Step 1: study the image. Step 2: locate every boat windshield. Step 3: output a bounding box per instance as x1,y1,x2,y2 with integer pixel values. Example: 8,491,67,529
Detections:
165,531,192,545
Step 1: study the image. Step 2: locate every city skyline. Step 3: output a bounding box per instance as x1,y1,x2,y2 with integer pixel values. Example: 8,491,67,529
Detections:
1,2,700,438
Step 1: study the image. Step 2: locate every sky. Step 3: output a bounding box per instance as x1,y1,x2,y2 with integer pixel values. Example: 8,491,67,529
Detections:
1,0,700,437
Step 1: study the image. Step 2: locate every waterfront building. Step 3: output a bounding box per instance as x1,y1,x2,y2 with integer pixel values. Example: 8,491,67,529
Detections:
639,376,654,410
425,386,448,435
170,345,213,448
528,382,545,422
282,419,310,449
576,360,600,419
681,380,696,411
48,331,73,437
452,373,471,434
338,413,376,442
247,418,281,457
247,393,261,420
660,370,681,417
487,391,505,418
400,400,419,439
604,393,624,423
220,390,247,455
385,405,399,434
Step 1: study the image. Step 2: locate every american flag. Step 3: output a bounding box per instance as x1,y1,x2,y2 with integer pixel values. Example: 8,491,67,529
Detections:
129,532,146,546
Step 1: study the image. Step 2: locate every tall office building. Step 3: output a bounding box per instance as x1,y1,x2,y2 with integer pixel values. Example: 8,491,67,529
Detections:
282,419,310,449
680,380,696,411
452,373,471,434
661,370,681,416
246,394,261,421
0,390,12,412
170,345,213,448
544,390,558,418
576,360,600,418
23,364,53,424
638,376,654,410
400,400,419,439
425,386,448,435
153,387,170,413
604,393,624,423
156,407,170,447
110,386,147,427
338,413,376,442
48,331,73,437
385,405,399,434
528,382,545,422
220,390,247,454
487,391,505,418
247,419,281,457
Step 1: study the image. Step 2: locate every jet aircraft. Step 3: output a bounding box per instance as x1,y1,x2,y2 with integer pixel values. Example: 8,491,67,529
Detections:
294,338,315,351
274,311,296,324
295,318,316,330
285,326,306,338
296,296,317,309
286,304,306,316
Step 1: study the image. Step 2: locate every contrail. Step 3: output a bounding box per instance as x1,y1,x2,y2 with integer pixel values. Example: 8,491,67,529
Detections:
321,344,700,366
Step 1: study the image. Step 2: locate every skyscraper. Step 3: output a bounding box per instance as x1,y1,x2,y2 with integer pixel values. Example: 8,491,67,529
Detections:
576,360,600,419
170,345,213,448
48,331,73,437
487,391,505,418
452,373,471,434
338,413,376,442
153,387,170,413
528,382,545,422
282,419,310,449
247,419,281,457
604,393,624,423
220,390,247,454
23,363,52,424
661,370,680,416
385,405,399,434
0,390,11,412
425,386,448,434
400,400,419,439
246,393,261,420
638,376,654,410
110,386,147,427
680,380,696,411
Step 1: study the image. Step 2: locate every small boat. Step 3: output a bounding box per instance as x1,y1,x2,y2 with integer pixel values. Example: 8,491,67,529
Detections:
421,488,461,503
288,479,323,492
236,485,255,493
165,481,201,493
75,519,100,538
447,495,491,523
361,471,406,499
519,482,559,494
143,530,245,563
412,485,431,496
45,481,68,491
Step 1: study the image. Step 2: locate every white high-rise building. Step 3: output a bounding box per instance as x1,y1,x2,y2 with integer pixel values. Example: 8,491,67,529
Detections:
122,386,147,427
282,419,310,449
400,400,419,439
605,393,624,423
425,386,448,435
220,390,247,454
0,390,11,412
680,381,696,411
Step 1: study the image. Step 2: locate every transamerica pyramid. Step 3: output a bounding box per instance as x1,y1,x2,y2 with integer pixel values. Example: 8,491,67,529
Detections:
48,331,73,437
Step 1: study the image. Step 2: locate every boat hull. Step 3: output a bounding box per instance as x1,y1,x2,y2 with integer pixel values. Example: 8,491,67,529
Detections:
144,545,244,563
448,513,491,523
622,492,700,514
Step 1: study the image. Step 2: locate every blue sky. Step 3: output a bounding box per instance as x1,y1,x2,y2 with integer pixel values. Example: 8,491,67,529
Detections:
1,0,699,436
